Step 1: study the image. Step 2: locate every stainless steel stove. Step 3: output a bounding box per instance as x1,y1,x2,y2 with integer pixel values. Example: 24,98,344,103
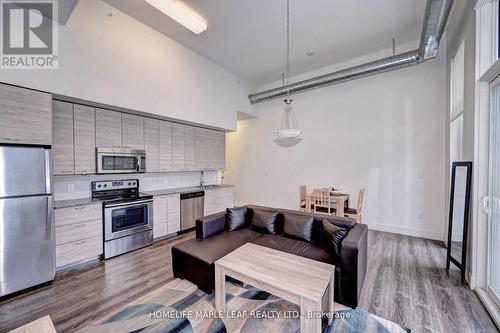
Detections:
92,179,153,259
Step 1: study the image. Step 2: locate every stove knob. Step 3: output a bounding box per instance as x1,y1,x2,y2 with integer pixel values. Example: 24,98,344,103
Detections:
128,182,131,186
103,184,107,188
97,185,101,188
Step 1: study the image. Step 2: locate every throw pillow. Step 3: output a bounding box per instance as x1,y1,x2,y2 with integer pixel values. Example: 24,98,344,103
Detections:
250,210,278,234
322,220,347,257
226,207,248,231
282,214,314,242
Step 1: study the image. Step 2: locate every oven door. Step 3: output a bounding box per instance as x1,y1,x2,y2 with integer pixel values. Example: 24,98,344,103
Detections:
104,200,153,241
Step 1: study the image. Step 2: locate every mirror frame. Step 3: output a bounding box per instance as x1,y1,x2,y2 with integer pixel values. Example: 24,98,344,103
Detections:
446,161,472,284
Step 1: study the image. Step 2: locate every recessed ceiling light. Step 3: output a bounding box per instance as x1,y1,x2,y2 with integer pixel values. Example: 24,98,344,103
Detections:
306,50,316,56
145,0,207,34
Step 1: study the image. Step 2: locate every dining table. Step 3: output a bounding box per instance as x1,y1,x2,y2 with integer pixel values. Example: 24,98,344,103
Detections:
305,191,350,217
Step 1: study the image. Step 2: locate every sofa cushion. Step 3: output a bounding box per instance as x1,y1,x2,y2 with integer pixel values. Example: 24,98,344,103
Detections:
282,213,314,242
250,210,278,234
322,220,347,257
250,234,333,264
174,228,261,264
226,207,248,231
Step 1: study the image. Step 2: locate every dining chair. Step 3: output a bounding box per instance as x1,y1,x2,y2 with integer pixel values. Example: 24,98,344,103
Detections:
344,188,365,223
299,185,307,211
313,189,333,215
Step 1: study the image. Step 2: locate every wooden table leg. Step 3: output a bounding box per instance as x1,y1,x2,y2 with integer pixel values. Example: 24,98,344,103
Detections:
336,198,345,217
328,272,335,324
214,263,225,313
300,297,322,333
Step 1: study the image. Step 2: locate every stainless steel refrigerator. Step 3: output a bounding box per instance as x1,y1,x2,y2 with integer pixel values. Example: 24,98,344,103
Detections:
0,146,55,297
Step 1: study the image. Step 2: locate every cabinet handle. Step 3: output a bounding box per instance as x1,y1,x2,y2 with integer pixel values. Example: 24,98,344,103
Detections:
74,224,86,228
3,137,20,142
74,206,87,210
74,240,87,245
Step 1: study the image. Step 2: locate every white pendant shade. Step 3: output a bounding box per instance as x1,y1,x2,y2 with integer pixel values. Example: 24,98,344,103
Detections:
274,129,303,139
274,99,302,140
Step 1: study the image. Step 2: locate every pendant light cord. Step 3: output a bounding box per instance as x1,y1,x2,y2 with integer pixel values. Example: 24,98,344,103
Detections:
285,0,290,100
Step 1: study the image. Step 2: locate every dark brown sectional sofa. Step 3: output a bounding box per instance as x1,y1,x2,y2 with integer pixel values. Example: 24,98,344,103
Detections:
171,205,368,308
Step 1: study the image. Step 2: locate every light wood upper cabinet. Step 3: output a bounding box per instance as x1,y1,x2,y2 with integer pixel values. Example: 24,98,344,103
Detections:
122,113,144,149
145,118,159,173
195,128,208,170
218,131,226,170
95,108,121,148
184,126,196,170
0,84,52,145
159,121,173,171
172,124,185,170
208,130,219,169
53,101,74,175
74,104,95,174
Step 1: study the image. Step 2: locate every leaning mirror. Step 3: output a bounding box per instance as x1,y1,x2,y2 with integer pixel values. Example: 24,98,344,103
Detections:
446,161,472,284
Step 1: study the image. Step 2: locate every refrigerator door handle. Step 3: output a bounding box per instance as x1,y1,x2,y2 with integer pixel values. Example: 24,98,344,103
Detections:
46,196,53,240
45,149,52,194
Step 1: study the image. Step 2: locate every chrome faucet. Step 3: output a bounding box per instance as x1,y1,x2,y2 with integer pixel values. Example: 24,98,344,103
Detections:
200,171,205,187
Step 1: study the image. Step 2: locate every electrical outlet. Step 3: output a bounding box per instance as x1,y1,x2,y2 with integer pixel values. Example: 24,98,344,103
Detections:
67,184,74,192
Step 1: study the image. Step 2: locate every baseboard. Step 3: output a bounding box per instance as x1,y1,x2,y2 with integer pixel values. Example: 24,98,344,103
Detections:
366,221,444,241
476,288,500,330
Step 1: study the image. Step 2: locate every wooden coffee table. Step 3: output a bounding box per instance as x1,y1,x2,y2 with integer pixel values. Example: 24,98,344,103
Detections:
214,243,335,333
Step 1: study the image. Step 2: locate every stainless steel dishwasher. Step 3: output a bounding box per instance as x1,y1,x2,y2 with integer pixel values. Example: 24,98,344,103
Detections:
180,191,205,231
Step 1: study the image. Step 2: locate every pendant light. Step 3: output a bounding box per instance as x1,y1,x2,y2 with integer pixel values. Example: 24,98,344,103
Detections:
274,0,302,140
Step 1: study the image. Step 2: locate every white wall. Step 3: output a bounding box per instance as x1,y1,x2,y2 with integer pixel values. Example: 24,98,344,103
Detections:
0,0,254,130
54,170,219,201
226,41,447,240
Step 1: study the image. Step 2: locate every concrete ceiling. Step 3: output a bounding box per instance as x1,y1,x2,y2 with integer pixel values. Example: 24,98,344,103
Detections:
103,0,426,87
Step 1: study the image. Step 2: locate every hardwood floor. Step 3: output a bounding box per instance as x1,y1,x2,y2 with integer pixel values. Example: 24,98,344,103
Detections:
0,232,194,333
0,230,497,332
358,230,498,333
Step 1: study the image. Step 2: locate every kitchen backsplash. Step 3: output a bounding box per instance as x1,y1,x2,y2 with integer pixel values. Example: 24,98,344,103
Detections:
54,171,220,200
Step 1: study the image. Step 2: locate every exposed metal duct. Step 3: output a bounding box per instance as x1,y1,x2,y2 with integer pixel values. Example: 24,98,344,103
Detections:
248,0,454,104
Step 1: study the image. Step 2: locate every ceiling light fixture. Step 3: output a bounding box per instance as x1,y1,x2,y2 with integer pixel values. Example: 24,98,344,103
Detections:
274,0,302,140
145,0,207,34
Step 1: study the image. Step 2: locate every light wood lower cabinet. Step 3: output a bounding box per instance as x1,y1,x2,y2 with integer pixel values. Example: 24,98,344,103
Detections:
204,187,234,215
153,195,168,238
55,203,103,268
56,236,103,268
167,194,181,234
153,194,180,239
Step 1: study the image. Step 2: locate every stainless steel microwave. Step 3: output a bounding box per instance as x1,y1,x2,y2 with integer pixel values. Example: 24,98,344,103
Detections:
96,148,146,174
